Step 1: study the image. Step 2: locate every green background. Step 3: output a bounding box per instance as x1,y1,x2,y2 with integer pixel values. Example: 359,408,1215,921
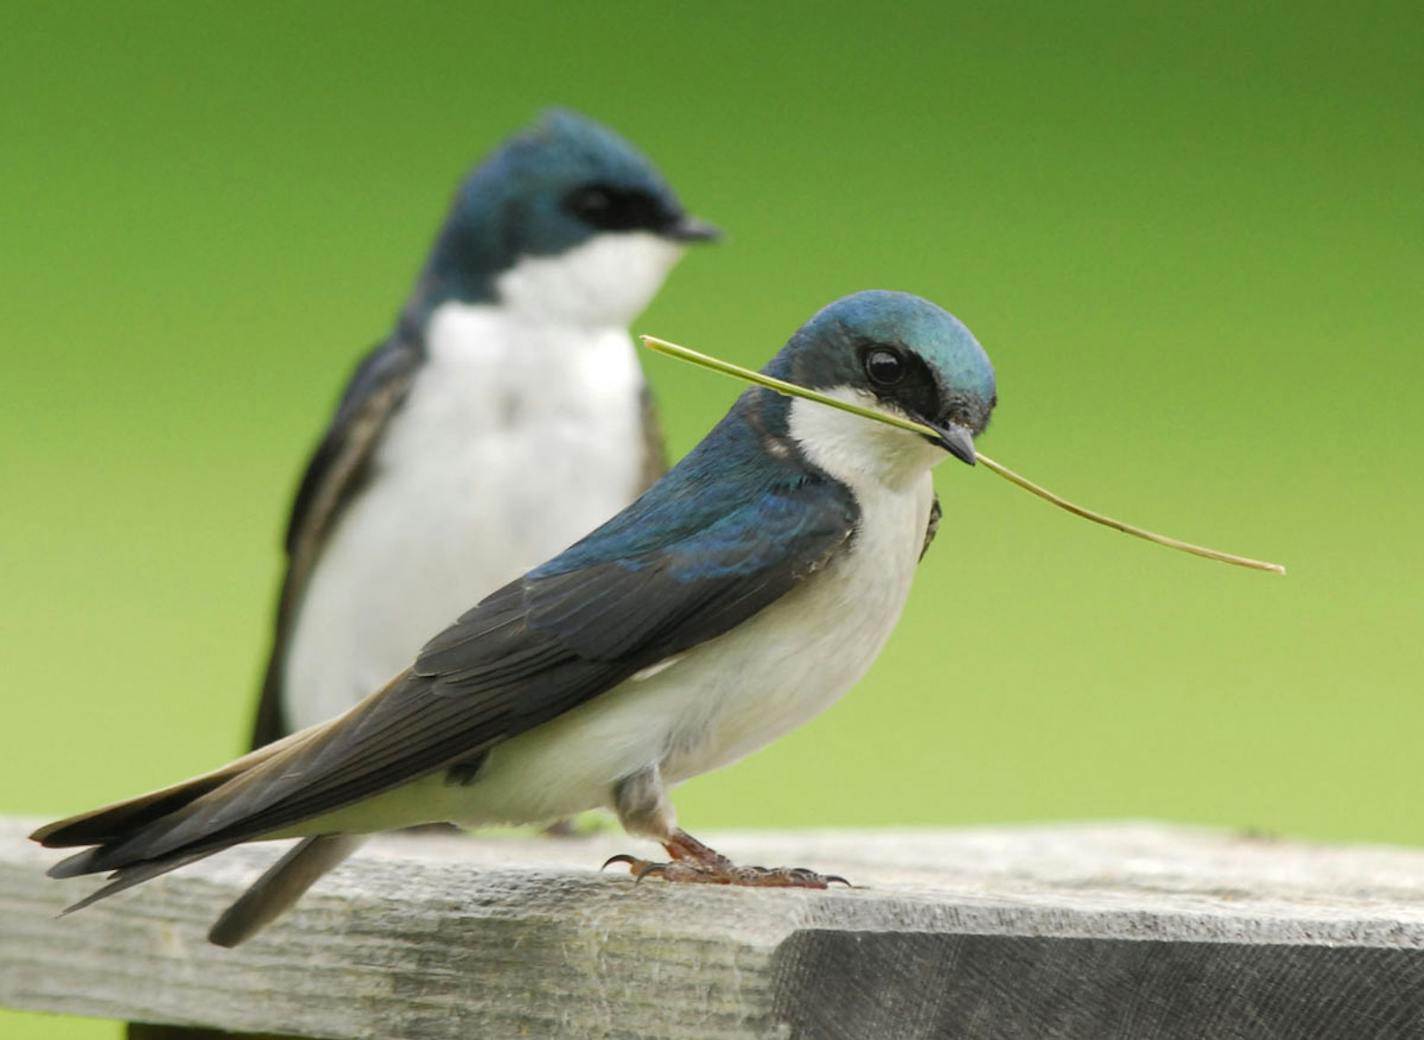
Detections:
3,2,1420,1035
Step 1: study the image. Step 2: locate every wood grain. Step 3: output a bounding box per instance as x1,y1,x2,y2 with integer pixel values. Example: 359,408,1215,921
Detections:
5,818,1424,1038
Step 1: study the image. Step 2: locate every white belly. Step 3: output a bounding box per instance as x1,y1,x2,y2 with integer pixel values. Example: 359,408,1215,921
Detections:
369,468,936,830
282,302,649,732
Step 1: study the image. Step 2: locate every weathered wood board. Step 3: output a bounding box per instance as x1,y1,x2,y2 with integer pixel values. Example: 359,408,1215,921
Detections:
4,817,1424,1038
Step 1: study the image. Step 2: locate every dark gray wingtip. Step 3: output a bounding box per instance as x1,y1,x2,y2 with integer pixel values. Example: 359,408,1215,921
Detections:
58,889,109,918
53,850,211,918
47,848,103,879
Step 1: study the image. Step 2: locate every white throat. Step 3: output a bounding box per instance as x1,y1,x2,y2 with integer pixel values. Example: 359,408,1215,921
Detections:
492,231,686,328
786,387,946,493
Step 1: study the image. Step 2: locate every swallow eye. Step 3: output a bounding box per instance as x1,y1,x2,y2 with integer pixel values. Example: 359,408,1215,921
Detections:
564,183,666,232
864,347,905,387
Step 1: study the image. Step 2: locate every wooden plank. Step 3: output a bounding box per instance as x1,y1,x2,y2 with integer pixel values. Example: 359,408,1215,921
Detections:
5,817,1424,1038
773,934,1424,1038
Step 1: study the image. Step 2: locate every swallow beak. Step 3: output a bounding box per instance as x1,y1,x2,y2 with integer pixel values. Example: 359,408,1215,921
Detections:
926,421,977,466
664,215,721,243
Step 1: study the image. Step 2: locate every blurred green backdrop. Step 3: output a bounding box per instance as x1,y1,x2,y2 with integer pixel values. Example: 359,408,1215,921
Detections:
2,1,1421,1035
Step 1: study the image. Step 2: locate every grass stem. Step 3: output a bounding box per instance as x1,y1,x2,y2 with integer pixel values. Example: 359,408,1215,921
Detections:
641,335,1285,576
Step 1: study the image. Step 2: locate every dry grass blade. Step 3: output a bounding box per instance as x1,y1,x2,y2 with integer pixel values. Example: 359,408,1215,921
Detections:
640,334,1285,576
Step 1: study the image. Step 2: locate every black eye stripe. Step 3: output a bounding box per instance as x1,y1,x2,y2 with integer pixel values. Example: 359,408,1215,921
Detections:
571,187,611,211
858,342,941,422
564,183,670,232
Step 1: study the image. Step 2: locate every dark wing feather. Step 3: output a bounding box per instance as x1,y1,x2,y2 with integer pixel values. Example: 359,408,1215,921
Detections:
919,494,942,560
248,327,424,749
52,470,857,876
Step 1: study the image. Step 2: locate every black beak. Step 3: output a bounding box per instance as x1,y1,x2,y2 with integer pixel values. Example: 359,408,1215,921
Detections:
664,215,721,242
927,421,977,466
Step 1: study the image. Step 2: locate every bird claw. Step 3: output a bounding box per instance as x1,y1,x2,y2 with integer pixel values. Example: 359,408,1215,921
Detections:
603,851,851,889
601,853,664,883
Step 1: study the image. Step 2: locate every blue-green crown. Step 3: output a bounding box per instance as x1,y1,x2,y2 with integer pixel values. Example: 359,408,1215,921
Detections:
415,109,686,308
769,290,997,412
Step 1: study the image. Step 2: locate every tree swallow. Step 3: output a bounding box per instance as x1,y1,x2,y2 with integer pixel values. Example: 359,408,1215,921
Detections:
35,290,996,945
250,109,717,749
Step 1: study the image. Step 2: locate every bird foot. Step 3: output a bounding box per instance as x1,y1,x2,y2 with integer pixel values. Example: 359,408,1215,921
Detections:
601,829,849,889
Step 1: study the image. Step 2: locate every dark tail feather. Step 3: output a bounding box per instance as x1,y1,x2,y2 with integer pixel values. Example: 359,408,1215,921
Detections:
208,834,363,947
58,850,214,916
32,730,306,853
33,731,316,910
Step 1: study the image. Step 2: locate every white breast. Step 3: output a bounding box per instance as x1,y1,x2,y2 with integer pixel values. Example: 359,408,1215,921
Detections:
658,465,934,783
659,390,939,784
396,389,941,829
282,233,684,732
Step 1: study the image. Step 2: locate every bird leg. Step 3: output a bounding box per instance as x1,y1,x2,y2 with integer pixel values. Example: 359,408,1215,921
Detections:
605,767,848,888
604,828,849,888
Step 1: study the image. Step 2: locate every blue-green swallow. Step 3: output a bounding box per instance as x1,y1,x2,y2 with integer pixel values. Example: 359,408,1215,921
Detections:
251,109,716,749
36,291,994,946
